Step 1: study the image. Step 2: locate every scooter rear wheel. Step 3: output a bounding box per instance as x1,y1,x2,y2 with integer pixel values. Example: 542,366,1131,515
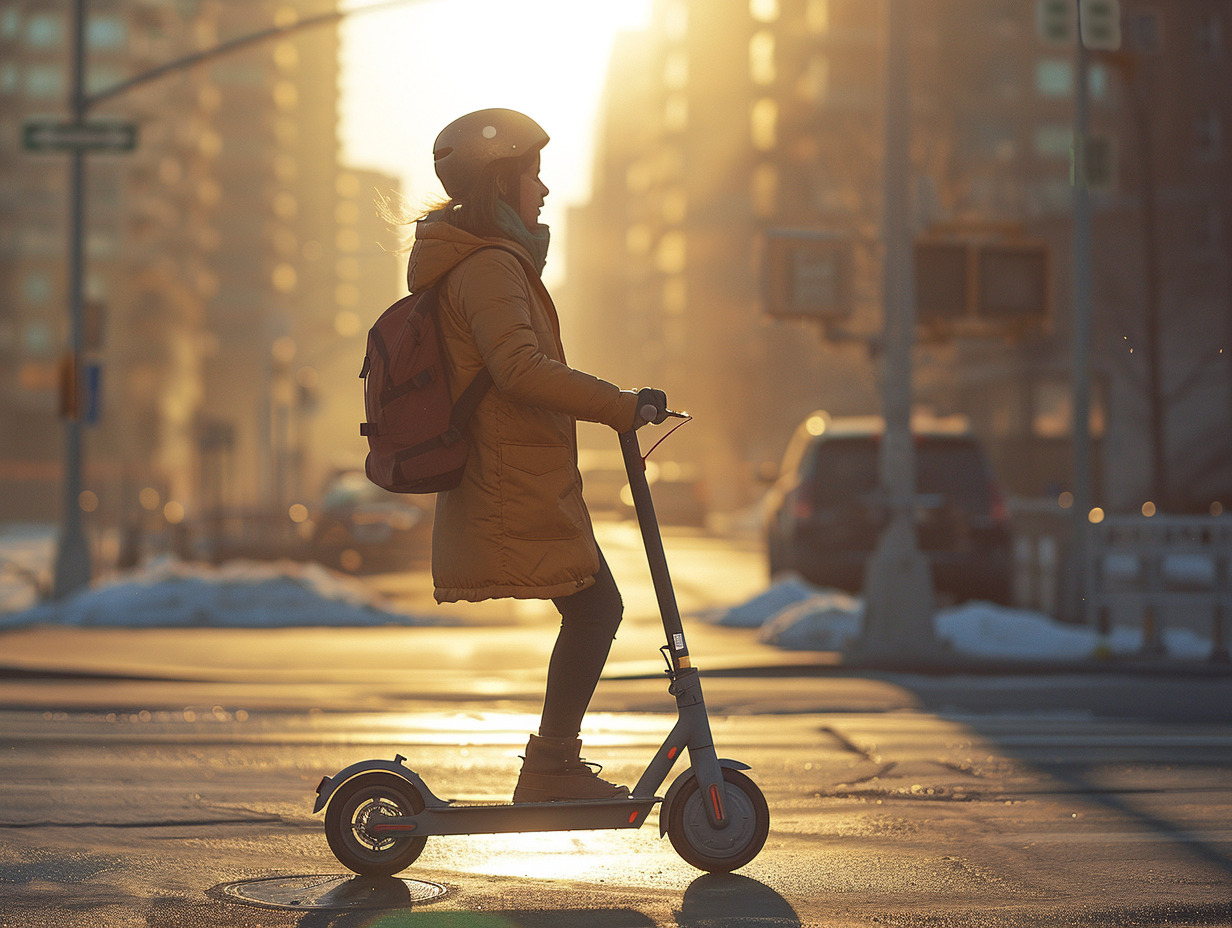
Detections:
666,767,769,872
324,772,427,876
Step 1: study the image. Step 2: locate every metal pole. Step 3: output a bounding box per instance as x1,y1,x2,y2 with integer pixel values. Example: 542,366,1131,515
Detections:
849,0,937,663
1070,1,1094,623
52,0,91,598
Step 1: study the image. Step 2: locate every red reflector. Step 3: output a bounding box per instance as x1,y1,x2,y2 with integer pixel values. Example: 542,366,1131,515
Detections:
629,811,639,824
709,783,725,821
667,746,678,761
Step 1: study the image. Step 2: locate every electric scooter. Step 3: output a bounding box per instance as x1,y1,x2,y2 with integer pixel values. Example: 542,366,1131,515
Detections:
313,410,770,874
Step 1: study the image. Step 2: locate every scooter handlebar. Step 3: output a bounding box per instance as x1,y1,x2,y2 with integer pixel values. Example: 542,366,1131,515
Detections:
639,405,689,425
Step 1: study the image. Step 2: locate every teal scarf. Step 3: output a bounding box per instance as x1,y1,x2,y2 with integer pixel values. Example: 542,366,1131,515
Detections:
494,200,550,276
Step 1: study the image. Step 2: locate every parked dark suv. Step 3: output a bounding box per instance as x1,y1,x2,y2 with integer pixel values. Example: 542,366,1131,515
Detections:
764,413,1012,604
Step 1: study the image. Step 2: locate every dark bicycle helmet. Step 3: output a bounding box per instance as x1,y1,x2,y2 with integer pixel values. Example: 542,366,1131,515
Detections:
433,108,549,198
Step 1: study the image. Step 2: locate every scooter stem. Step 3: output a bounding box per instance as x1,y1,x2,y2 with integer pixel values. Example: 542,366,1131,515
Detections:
619,426,730,830
618,428,690,673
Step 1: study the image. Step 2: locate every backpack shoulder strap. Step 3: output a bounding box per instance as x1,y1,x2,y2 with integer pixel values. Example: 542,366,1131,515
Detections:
430,242,534,415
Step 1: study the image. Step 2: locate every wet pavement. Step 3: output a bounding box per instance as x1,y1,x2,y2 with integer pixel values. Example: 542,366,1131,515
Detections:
1,630,1230,927
2,522,1231,926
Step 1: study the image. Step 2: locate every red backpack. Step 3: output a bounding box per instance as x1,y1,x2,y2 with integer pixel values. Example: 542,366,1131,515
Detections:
359,267,500,493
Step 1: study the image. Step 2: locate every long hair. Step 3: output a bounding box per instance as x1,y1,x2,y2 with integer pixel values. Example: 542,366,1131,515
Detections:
376,149,534,247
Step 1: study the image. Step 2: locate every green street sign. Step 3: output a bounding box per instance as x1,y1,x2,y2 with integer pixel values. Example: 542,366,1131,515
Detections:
22,119,138,153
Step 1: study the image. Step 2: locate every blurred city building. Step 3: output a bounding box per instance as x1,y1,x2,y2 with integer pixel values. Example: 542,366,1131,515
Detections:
0,2,401,547
562,0,1231,518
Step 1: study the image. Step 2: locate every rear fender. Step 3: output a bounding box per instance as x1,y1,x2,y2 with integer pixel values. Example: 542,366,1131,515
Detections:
312,755,447,814
658,758,751,836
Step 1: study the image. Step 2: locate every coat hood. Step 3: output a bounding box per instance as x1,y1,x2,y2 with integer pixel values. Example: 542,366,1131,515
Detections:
407,218,536,294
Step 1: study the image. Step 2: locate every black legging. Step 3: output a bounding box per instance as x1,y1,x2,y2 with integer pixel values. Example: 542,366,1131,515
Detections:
539,550,623,740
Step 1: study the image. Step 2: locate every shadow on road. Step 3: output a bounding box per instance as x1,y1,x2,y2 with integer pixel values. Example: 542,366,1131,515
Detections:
287,873,799,927
905,675,1232,873
675,873,801,927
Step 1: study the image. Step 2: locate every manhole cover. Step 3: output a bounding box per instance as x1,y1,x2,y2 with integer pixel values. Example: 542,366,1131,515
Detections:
210,874,447,911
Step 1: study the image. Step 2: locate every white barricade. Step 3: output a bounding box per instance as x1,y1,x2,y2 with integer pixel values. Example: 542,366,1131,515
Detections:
1085,516,1231,661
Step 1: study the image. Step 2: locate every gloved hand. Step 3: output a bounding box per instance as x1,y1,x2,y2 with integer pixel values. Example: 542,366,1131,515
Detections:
635,387,669,428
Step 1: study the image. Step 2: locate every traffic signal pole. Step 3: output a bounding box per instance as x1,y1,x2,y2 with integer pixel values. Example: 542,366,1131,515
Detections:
52,0,92,599
848,0,939,663
1069,3,1094,622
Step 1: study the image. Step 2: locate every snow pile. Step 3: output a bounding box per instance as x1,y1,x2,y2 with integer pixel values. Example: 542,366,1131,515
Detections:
711,573,816,628
0,524,54,613
757,590,862,650
726,578,1214,661
0,558,443,629
935,601,1212,661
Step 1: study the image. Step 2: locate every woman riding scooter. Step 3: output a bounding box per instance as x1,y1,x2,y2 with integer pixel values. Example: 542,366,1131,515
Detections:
407,108,669,802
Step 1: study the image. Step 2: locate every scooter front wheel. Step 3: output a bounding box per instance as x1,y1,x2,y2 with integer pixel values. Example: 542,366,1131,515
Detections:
666,767,769,872
324,772,427,876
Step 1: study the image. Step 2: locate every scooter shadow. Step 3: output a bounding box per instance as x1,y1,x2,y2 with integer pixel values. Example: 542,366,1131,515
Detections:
676,873,802,927
292,873,799,928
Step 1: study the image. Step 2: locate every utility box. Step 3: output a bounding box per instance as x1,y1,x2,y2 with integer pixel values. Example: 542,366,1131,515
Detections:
762,230,853,322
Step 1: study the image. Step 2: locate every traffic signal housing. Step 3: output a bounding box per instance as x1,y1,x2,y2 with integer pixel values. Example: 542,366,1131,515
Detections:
762,230,853,322
914,238,1051,337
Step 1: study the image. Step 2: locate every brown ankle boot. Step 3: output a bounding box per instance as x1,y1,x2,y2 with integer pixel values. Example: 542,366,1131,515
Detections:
512,734,630,803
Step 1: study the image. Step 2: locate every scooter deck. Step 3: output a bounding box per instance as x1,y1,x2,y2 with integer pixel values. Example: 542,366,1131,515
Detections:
369,796,660,837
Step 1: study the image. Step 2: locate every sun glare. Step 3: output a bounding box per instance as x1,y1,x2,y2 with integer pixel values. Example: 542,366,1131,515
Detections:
339,0,653,287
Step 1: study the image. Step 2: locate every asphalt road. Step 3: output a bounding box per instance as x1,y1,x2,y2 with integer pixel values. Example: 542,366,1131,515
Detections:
1,526,1231,926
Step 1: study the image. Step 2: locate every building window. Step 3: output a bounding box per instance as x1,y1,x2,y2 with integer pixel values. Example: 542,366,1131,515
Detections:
656,232,687,276
22,320,55,357
751,97,777,151
750,30,775,85
750,0,779,23
21,272,52,305
806,0,829,33
1088,63,1109,99
25,12,62,47
86,16,126,49
797,54,829,102
1,8,20,39
626,224,652,256
24,64,64,97
272,264,298,293
626,161,653,194
662,187,687,225
1196,110,1222,160
664,277,687,316
1196,12,1223,59
1034,59,1071,97
1127,9,1163,55
664,94,688,133
274,80,298,110
664,50,688,89
664,1,687,40
751,162,778,217
274,41,299,70
974,120,1017,162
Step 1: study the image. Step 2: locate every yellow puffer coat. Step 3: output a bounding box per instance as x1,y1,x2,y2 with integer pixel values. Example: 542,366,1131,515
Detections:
407,219,639,603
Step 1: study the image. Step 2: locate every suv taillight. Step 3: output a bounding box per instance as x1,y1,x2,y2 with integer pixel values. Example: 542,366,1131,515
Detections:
989,480,1009,524
793,495,814,521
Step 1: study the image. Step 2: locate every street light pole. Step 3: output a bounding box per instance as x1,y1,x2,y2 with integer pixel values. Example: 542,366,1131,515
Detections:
848,0,938,663
52,0,92,599
1069,1,1094,622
